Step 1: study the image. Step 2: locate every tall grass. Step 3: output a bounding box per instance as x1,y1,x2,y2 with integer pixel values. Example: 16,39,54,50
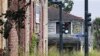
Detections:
48,46,60,56
89,50,100,56
48,46,83,56
29,46,100,56
48,46,100,56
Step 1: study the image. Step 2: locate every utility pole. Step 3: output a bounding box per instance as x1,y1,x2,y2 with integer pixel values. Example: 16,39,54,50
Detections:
58,2,63,55
48,0,63,55
84,0,91,56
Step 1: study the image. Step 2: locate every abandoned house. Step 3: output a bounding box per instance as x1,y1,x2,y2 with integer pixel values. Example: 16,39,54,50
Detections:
48,6,84,51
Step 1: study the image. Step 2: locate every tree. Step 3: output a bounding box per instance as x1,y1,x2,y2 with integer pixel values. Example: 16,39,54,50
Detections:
4,0,25,56
93,17,100,49
48,0,74,13
63,0,74,13
8,20,18,56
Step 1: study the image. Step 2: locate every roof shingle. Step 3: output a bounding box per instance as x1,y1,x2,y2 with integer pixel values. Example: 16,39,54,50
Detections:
48,6,84,22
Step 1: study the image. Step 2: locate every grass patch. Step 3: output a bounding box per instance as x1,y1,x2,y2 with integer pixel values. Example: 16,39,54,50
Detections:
48,46,60,56
48,46,100,56
89,49,100,56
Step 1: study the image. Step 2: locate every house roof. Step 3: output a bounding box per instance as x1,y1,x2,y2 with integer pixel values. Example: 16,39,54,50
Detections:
48,6,84,22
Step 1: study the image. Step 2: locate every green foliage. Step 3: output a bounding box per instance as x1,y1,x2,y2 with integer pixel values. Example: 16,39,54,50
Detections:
93,17,100,49
63,0,74,13
0,19,4,26
48,2,53,6
30,33,38,56
93,17,100,25
48,0,74,13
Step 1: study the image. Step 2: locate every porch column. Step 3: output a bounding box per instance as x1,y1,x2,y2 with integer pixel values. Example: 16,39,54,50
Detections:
71,22,73,35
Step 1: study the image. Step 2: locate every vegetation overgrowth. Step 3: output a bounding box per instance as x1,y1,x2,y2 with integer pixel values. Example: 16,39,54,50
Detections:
48,46,100,56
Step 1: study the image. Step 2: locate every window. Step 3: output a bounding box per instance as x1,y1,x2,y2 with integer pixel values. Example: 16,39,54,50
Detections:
64,22,71,33
56,22,71,34
56,22,59,33
35,3,40,23
72,22,82,34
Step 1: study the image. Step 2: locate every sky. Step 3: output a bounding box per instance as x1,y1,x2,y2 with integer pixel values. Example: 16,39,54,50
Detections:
71,0,100,21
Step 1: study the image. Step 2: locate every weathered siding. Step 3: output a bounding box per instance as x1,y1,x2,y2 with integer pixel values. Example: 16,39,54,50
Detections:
48,20,84,38
48,22,56,34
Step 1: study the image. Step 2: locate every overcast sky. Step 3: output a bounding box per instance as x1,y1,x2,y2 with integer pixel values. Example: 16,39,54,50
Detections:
71,0,100,21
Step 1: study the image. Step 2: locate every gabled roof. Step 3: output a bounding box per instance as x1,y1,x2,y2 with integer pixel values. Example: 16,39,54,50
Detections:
48,6,84,22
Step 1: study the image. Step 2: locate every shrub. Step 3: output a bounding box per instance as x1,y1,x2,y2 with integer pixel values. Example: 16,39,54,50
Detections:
30,33,38,56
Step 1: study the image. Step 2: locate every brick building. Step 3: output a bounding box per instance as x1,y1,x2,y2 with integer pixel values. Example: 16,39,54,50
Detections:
0,0,48,56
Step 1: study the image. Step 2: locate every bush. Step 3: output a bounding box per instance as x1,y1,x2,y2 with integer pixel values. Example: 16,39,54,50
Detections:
30,33,38,56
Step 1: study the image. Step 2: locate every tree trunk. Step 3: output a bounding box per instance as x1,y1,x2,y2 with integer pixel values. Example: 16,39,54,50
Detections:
25,4,30,56
8,21,18,56
8,0,19,56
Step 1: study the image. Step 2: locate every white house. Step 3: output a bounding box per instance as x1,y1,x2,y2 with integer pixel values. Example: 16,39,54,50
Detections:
48,6,93,51
48,6,84,39
48,6,84,50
